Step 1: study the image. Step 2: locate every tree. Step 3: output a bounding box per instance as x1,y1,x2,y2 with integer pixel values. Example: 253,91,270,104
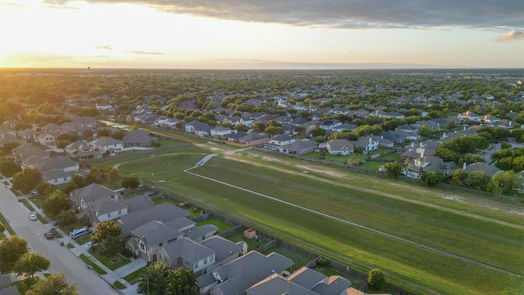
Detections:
71,174,84,188
87,167,104,184
368,269,386,290
489,171,521,194
0,236,28,272
91,220,121,242
26,274,78,295
13,167,43,194
97,236,125,257
0,157,21,177
138,263,170,295
165,268,199,295
418,126,437,138
265,126,283,136
105,166,119,183
384,161,402,178
514,111,524,125
43,190,71,217
35,182,58,196
13,252,50,279
310,126,326,137
121,174,140,190
420,169,445,186
56,210,77,226
252,121,266,133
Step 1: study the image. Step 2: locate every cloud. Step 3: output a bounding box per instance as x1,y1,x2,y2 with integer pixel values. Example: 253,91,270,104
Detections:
46,0,524,29
496,30,524,41
124,50,164,55
96,45,113,50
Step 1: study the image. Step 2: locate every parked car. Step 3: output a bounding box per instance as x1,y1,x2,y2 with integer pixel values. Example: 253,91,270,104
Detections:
29,213,37,221
30,189,38,196
69,227,92,239
44,232,54,240
84,241,98,250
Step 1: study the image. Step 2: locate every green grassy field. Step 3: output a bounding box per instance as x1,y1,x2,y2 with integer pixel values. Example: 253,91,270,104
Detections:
94,147,524,295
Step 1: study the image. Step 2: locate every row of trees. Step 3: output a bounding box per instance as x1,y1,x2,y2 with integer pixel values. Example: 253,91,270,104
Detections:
137,263,199,295
0,236,77,294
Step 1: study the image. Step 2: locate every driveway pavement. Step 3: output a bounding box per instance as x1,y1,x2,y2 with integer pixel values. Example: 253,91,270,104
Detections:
0,183,120,295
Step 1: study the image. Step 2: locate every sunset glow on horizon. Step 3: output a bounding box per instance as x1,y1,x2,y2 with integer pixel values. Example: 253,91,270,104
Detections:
1,0,524,69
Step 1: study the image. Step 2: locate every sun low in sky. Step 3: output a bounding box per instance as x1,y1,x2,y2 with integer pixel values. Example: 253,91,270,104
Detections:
1,0,524,69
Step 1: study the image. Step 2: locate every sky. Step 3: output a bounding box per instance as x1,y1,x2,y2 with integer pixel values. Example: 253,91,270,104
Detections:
1,0,523,69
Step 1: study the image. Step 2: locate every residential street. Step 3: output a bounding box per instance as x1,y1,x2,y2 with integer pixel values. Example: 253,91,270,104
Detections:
0,183,120,295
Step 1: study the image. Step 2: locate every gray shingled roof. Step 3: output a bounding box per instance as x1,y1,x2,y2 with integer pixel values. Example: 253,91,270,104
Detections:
197,251,294,295
327,139,354,151
92,197,127,215
130,220,182,245
34,156,77,172
200,235,243,263
183,224,217,241
288,267,326,289
246,274,316,295
71,183,116,204
119,203,190,236
121,195,153,213
464,162,502,177
311,276,352,295
163,237,215,264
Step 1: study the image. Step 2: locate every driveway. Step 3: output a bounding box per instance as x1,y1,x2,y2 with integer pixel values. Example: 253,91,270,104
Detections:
0,184,120,295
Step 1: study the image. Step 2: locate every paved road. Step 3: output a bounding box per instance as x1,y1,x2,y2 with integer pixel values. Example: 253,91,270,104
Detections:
0,184,120,295
185,155,524,278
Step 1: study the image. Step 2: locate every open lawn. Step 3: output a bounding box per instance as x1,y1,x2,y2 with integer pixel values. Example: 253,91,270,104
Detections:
90,251,131,270
359,161,383,170
157,139,182,147
224,230,270,251
79,254,107,275
196,217,233,233
94,146,524,295
377,152,401,161
74,234,92,245
123,267,146,284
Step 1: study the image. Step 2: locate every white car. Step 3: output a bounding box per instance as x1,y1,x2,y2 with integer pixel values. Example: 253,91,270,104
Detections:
29,213,37,221
84,241,98,250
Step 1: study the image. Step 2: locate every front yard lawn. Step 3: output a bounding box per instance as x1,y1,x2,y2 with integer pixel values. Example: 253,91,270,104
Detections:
90,250,131,270
74,234,92,245
225,230,270,251
123,267,146,284
196,217,233,233
113,280,126,289
79,254,107,275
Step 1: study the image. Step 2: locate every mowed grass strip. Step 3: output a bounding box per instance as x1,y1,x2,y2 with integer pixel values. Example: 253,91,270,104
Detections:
193,157,524,275
237,151,524,226
97,151,524,295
